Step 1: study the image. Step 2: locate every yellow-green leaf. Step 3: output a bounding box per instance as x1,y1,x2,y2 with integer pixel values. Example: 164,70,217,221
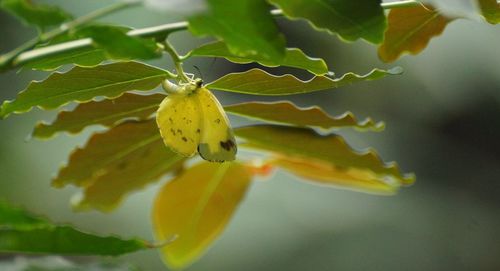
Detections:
206,68,402,96
0,62,169,119
478,0,500,24
378,5,453,63
188,41,328,75
235,125,415,186
33,93,165,139
225,101,384,131
153,162,252,269
270,156,399,194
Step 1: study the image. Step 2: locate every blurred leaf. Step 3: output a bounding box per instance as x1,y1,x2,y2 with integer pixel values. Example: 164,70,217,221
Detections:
153,162,252,269
54,120,179,189
188,41,328,75
235,125,415,185
77,25,161,60
478,0,500,24
0,256,140,271
206,67,402,96
378,5,453,63
0,200,48,228
188,0,286,61
0,0,71,28
270,156,399,194
0,201,149,255
0,62,169,118
33,93,165,139
73,125,185,212
268,0,386,44
225,101,384,131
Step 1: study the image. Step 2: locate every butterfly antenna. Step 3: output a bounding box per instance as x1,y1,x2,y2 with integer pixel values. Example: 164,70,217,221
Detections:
193,65,203,80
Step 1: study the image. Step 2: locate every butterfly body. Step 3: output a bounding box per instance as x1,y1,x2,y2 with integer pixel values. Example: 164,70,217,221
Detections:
157,80,237,162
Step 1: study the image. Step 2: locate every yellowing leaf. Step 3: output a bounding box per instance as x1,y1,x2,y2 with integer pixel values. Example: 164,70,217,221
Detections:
206,68,402,96
236,125,415,186
271,156,399,194
153,162,252,269
378,5,453,63
225,101,384,132
33,93,165,139
54,119,184,211
478,0,500,24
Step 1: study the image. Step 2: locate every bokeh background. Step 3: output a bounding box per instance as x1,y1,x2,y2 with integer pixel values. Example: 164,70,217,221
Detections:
1,1,500,270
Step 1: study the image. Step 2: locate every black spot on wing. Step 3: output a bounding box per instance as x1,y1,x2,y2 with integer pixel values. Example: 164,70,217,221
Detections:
220,140,236,151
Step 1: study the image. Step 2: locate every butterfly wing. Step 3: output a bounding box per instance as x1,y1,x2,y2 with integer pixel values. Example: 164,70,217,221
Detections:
196,88,237,162
156,93,202,157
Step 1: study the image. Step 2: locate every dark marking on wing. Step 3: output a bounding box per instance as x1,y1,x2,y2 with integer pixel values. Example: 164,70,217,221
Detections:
169,117,173,124
182,136,188,142
177,129,183,135
214,118,221,124
196,129,201,134
220,140,236,151
170,128,176,136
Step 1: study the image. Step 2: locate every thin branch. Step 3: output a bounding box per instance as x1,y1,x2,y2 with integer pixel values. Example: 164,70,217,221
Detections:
0,0,421,73
0,1,140,72
161,40,190,83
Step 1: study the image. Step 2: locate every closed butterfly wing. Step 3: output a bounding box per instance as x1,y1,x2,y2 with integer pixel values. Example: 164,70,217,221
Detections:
196,88,237,162
156,93,202,157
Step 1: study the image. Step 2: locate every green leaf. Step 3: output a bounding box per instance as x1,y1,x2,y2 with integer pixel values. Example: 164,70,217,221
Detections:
478,0,500,24
153,161,252,269
25,47,109,71
0,200,48,228
0,62,169,119
378,5,453,63
188,41,328,75
206,67,402,96
33,93,165,139
225,101,384,131
25,25,133,71
77,25,161,60
235,125,415,185
54,120,184,212
188,0,286,62
0,0,71,28
0,200,149,255
268,0,387,44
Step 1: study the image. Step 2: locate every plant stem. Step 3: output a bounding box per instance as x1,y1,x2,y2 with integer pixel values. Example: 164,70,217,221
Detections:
161,40,190,83
0,1,140,72
0,0,421,73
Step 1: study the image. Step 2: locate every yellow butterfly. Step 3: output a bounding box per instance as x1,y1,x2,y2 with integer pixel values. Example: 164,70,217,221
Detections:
156,78,237,162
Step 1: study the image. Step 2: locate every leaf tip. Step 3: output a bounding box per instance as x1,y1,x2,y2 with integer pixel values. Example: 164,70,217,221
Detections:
388,66,404,75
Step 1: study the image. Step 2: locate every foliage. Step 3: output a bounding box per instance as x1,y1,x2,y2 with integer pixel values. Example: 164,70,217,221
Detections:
0,0,497,269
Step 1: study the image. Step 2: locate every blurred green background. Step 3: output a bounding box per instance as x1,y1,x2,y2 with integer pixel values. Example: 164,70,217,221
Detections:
1,1,500,270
